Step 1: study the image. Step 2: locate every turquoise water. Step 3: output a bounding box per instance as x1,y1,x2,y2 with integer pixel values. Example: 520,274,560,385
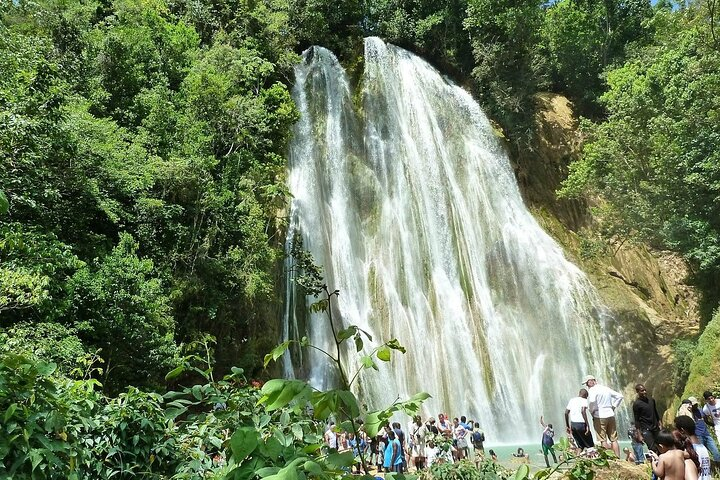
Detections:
484,441,635,468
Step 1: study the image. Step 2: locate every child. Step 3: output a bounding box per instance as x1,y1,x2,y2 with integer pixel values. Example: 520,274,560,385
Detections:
376,434,386,472
648,430,686,480
672,429,700,480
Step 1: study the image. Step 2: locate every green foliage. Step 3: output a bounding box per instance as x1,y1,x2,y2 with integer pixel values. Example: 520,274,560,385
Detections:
426,459,499,480
366,0,473,75
69,233,178,392
0,223,81,318
464,0,546,141
88,0,200,122
289,0,363,57
539,0,654,115
261,249,429,475
0,348,326,479
83,388,177,478
671,338,698,396
0,322,91,376
578,233,608,260
0,190,7,215
683,309,720,397
1,0,300,387
0,354,80,479
559,4,720,282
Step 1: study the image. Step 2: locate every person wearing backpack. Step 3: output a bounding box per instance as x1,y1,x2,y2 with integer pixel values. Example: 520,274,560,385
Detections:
471,422,485,458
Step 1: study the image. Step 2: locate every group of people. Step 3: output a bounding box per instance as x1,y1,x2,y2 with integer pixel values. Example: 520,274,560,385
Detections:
323,413,487,474
322,374,720,479
561,374,719,480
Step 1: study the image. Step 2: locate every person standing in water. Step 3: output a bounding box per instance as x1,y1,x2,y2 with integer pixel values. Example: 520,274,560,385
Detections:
540,416,558,467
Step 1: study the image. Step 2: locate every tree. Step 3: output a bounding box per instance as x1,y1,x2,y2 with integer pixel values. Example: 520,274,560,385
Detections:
539,0,654,115
0,223,80,319
365,0,473,75
464,0,547,141
559,3,720,301
69,233,178,392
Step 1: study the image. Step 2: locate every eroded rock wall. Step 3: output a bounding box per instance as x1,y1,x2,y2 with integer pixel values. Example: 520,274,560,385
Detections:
512,93,701,417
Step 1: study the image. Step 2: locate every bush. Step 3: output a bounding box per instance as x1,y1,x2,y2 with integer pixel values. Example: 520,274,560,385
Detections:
69,233,178,392
684,310,720,397
0,322,90,376
672,338,697,397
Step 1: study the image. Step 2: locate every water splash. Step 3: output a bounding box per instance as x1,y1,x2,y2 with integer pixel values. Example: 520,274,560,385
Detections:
284,37,617,443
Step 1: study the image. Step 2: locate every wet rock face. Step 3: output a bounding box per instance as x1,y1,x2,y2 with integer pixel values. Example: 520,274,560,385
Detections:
516,93,701,417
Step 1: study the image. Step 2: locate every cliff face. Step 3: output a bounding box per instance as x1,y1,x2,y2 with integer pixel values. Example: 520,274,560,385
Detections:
512,93,701,417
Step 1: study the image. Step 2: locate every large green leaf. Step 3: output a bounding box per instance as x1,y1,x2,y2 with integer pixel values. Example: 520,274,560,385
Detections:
302,460,323,475
515,463,530,480
363,411,385,437
337,390,360,418
354,334,363,352
259,435,283,460
337,326,357,342
264,341,292,367
326,451,355,468
360,355,377,370
376,346,391,362
164,365,185,381
262,458,306,480
256,467,281,477
4,403,18,422
36,362,57,376
260,380,312,411
230,427,258,462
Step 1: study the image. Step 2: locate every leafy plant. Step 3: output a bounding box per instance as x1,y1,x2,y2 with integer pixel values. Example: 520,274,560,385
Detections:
250,245,429,477
671,338,698,396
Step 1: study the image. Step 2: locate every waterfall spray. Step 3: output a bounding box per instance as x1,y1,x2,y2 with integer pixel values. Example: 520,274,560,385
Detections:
284,37,618,443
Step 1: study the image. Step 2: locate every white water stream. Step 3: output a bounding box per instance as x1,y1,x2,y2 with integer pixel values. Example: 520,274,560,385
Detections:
283,37,618,443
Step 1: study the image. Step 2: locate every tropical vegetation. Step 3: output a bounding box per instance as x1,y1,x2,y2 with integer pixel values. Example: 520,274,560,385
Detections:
2,0,720,476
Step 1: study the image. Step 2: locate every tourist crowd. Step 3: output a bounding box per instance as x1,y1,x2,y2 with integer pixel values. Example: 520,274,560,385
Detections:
323,413,487,474
321,375,720,480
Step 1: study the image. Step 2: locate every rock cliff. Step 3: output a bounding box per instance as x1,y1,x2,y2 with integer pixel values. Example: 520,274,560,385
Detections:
512,93,700,417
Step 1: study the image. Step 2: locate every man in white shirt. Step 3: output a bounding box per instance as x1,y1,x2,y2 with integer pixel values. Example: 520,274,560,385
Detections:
702,391,720,441
324,421,338,450
583,374,624,457
565,388,595,452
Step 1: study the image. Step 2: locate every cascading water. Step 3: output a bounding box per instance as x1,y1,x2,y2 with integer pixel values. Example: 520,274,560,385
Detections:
284,37,619,443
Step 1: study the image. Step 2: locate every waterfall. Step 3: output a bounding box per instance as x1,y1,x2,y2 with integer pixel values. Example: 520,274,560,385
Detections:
284,37,618,443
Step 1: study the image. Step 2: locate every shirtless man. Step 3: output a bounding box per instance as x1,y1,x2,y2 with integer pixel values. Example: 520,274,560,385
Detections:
648,430,686,480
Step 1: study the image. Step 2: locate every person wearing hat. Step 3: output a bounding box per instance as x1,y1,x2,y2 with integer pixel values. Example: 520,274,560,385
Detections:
583,374,624,457
677,398,693,418
687,396,720,462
